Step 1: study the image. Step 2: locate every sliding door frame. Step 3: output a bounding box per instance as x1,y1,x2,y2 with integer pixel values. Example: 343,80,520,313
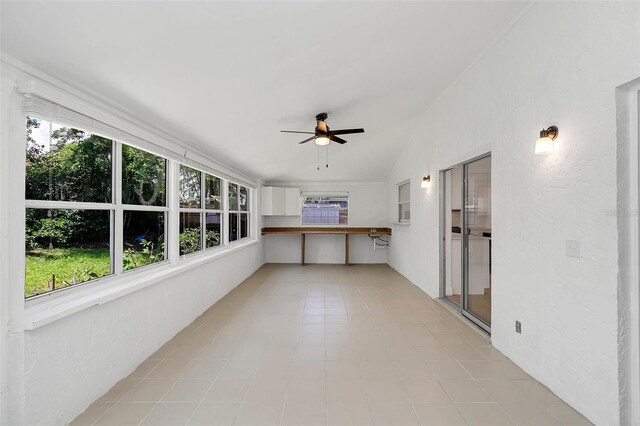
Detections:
438,169,448,300
461,152,491,333
439,152,492,334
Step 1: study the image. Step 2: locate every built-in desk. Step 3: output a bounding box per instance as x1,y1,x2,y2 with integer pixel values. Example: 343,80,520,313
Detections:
261,227,392,266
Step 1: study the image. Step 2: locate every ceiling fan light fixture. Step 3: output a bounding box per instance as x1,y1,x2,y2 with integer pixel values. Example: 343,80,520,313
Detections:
315,136,330,146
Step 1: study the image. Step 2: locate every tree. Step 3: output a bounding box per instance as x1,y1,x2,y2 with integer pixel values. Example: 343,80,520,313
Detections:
25,118,112,248
122,145,166,206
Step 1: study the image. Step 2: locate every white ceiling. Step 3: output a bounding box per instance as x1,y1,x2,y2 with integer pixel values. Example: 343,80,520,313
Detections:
1,1,528,183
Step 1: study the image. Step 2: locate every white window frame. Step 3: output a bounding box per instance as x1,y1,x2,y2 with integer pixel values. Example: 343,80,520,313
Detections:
178,165,225,257
24,118,171,300
120,143,171,274
398,180,411,224
228,182,251,242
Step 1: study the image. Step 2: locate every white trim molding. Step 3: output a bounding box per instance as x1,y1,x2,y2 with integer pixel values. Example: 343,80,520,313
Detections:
616,76,640,426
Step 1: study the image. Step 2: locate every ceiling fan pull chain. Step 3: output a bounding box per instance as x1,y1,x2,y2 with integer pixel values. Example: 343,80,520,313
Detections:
326,144,329,168
317,145,320,171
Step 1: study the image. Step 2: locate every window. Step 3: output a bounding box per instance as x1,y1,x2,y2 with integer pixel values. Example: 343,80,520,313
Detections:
204,174,223,249
398,181,410,223
302,195,348,225
179,165,223,255
228,183,249,242
24,111,252,300
122,145,167,271
25,117,114,298
25,116,170,299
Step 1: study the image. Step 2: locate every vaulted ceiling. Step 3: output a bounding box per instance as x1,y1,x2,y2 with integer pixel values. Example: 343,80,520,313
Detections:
2,1,528,183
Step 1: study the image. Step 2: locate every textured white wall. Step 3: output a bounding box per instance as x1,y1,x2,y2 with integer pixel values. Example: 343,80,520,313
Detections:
264,183,389,264
387,2,640,425
0,65,267,424
22,243,264,425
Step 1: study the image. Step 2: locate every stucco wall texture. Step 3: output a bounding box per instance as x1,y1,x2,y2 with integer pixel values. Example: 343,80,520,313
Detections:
387,2,640,425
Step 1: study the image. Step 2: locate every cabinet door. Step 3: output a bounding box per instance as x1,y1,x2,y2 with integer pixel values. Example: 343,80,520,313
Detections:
285,188,300,216
261,187,274,215
273,187,286,215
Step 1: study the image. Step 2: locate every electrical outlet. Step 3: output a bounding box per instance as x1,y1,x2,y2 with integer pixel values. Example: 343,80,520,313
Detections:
515,321,522,334
566,240,581,258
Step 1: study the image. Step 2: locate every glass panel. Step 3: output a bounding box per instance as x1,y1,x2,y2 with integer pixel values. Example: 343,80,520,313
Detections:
398,203,410,223
240,213,248,239
239,186,248,211
122,145,166,206
25,208,111,298
205,174,221,210
302,195,348,225
179,165,201,208
463,156,492,326
228,183,238,211
229,213,238,242
398,182,410,203
205,212,222,248
25,116,112,203
179,212,201,255
123,211,166,271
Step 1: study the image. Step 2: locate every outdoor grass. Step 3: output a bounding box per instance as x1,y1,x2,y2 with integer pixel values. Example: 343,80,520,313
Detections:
25,247,111,298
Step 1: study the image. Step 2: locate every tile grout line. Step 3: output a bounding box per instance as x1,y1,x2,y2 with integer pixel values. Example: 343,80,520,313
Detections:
74,265,587,426
135,374,182,426
89,356,165,425
181,317,235,426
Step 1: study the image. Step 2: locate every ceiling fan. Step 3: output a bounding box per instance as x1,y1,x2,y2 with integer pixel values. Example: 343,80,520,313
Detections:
281,112,364,145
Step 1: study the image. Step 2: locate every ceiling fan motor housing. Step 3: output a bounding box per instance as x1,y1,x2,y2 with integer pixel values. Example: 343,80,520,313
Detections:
315,112,328,121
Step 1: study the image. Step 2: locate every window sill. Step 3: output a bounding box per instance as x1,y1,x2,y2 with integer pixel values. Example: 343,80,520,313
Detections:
22,238,258,331
392,222,411,226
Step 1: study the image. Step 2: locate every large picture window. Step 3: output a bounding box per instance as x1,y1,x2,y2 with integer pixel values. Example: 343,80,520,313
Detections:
228,183,249,242
25,117,170,298
25,117,115,298
302,195,348,225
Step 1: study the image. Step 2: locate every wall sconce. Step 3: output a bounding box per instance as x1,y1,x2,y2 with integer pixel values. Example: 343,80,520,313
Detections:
534,126,558,155
421,175,431,189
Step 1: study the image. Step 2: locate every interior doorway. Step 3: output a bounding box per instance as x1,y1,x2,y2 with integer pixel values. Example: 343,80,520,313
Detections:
440,154,492,332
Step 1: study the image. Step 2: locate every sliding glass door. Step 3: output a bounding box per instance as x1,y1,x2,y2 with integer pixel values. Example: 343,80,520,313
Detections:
440,154,492,332
462,155,491,330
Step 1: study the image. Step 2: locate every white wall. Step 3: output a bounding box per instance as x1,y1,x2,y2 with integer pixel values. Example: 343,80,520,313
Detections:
0,64,267,425
264,183,388,264
386,2,640,425
23,244,264,425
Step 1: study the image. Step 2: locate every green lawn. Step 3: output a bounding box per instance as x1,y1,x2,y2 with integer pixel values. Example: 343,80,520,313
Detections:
25,247,111,298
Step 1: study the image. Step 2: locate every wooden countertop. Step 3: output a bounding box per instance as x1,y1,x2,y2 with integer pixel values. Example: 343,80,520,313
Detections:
261,227,392,236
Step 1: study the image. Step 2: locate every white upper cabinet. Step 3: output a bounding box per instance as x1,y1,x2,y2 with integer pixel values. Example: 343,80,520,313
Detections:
284,187,300,216
262,186,300,216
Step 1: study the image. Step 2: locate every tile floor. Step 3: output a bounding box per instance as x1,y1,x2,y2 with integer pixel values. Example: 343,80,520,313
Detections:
71,264,590,426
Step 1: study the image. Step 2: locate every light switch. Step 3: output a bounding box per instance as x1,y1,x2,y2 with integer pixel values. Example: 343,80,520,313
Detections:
566,240,580,258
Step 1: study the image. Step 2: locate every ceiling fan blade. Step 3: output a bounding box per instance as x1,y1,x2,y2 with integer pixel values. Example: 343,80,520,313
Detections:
281,130,315,134
329,128,365,136
330,135,348,144
298,136,316,144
